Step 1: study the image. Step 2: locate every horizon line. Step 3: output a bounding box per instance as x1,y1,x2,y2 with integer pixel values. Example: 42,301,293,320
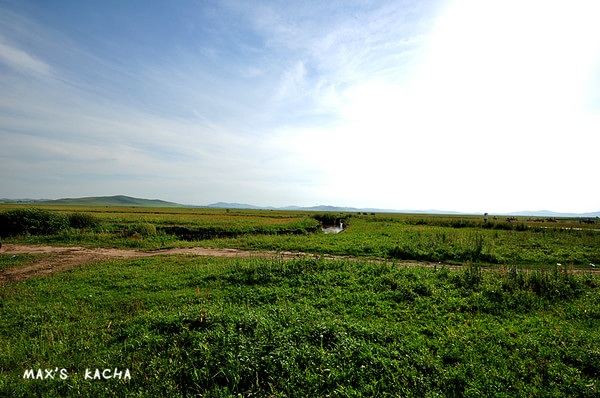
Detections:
1,195,599,217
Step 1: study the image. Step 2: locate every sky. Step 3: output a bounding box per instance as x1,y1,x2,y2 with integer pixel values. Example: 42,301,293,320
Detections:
1,0,599,214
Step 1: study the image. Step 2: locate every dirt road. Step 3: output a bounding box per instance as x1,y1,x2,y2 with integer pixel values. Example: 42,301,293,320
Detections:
0,243,596,285
0,244,313,285
0,243,416,285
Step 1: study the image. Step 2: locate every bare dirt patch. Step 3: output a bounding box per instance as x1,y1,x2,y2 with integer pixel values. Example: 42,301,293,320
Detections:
0,244,348,284
0,244,430,284
1,243,597,285
0,244,280,284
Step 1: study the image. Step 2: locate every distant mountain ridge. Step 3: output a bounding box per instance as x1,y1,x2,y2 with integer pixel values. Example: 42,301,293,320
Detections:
205,202,600,218
1,196,598,217
0,195,183,208
506,210,600,218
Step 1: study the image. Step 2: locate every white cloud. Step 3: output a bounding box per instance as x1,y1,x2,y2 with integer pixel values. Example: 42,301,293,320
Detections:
0,36,51,76
273,61,308,103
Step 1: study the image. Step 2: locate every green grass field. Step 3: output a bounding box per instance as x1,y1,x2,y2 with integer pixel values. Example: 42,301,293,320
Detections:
2,205,597,268
1,206,599,396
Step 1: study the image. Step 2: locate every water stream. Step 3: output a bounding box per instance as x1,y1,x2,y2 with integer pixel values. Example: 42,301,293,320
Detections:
322,222,344,234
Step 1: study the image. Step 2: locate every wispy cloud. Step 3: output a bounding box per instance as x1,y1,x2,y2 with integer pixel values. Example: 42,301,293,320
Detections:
0,37,52,76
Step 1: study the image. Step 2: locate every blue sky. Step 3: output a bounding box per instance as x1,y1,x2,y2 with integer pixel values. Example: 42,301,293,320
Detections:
1,0,599,213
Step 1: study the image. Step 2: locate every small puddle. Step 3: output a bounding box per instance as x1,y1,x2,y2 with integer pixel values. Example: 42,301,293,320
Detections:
540,227,600,232
322,222,344,234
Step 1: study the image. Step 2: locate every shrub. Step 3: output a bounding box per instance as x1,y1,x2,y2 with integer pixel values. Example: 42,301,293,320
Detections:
68,212,100,229
126,223,156,237
313,213,349,226
0,208,69,237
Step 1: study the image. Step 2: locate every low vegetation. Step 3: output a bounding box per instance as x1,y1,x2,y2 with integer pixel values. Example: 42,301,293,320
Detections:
1,255,598,396
1,206,598,268
0,208,69,237
125,222,157,237
206,216,599,268
67,212,101,230
1,205,598,396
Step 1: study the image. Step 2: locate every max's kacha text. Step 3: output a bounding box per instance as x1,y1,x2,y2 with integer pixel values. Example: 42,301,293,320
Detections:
23,368,131,380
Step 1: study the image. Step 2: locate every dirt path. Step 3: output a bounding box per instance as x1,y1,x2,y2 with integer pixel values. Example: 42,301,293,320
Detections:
0,243,597,285
0,244,289,284
0,243,420,285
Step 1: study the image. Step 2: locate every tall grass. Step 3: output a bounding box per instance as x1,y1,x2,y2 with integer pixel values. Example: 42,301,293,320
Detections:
1,255,598,396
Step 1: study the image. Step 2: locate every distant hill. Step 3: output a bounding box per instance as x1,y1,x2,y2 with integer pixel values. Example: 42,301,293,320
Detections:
208,203,474,214
2,196,598,217
206,203,368,212
205,203,365,212
25,195,184,208
0,198,52,203
207,202,475,214
205,202,600,217
206,202,263,210
507,210,600,218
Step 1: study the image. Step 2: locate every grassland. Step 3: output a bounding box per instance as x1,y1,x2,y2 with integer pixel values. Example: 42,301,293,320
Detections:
0,205,599,396
1,205,598,268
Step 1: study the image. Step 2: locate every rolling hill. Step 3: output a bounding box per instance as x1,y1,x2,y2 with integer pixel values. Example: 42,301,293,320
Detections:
27,195,184,207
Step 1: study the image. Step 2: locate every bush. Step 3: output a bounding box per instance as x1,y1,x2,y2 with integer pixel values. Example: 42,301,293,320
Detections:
126,223,156,237
0,208,69,237
313,213,349,226
68,212,100,229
